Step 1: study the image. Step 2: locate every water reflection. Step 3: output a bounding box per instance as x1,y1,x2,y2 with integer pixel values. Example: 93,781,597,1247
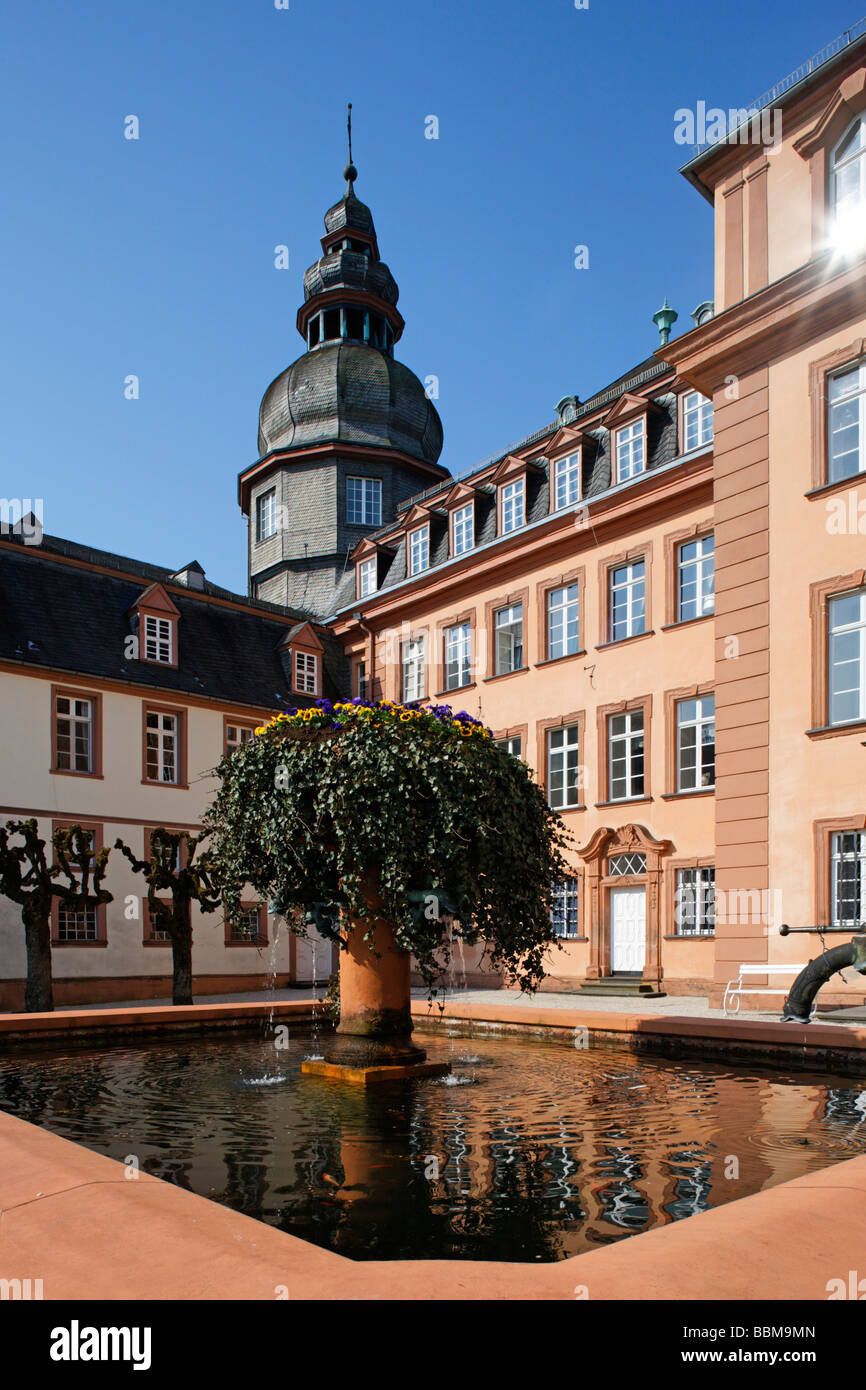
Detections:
1,1029,865,1263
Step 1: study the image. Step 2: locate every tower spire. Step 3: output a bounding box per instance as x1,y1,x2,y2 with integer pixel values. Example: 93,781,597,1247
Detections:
344,102,357,188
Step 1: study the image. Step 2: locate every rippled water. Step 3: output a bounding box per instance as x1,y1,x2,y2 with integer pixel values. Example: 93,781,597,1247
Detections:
2,1026,865,1262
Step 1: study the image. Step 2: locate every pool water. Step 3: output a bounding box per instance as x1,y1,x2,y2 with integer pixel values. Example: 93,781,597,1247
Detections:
2,1026,865,1262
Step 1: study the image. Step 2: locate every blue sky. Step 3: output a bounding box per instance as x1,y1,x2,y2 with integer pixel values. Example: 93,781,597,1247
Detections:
2,0,861,594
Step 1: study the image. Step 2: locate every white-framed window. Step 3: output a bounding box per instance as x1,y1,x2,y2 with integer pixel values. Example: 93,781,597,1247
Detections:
347,477,382,527
495,735,522,757
226,724,255,754
355,659,368,700
828,359,866,483
409,525,430,575
229,905,265,943
554,452,581,510
255,488,277,542
501,479,525,534
453,503,474,555
550,878,580,939
547,583,580,660
55,826,99,942
494,603,523,675
831,831,866,927
54,695,93,773
678,535,715,621
357,556,377,598
547,725,582,809
445,622,471,691
676,694,715,791
829,589,866,725
143,615,173,664
609,709,644,801
609,560,646,641
615,418,645,482
402,636,426,702
831,116,866,235
682,391,714,451
675,867,716,937
294,651,318,696
145,710,178,784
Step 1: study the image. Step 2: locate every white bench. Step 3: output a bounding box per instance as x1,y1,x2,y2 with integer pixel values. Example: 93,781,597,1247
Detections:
723,964,809,1017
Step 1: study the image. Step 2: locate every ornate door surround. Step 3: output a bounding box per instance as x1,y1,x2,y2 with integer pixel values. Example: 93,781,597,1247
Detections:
578,823,672,984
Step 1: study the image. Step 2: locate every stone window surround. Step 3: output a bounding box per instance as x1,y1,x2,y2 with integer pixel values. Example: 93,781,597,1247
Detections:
51,817,107,947
808,569,866,734
50,684,103,780
596,694,653,805
536,711,586,812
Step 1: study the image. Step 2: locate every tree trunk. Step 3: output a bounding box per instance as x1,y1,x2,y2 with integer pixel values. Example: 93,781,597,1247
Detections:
171,911,194,1006
23,907,54,1012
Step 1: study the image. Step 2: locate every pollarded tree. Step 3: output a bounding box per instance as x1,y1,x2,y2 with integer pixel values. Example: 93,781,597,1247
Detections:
114,828,221,1006
206,698,571,1066
0,819,113,1012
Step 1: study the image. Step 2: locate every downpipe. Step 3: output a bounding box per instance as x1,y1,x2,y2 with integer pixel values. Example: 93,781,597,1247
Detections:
779,926,866,1023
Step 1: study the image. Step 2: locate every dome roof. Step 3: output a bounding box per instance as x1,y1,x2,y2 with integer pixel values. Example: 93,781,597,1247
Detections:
302,249,398,306
258,343,443,466
323,188,376,237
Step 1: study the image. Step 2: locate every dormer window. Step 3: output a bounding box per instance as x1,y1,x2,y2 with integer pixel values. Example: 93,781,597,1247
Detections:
144,615,173,664
501,478,525,534
553,452,581,510
831,117,866,236
682,391,714,451
615,419,645,482
295,651,318,696
453,502,474,555
357,556,377,598
409,525,430,575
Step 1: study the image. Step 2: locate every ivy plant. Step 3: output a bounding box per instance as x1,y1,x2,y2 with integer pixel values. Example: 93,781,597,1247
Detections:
205,699,571,992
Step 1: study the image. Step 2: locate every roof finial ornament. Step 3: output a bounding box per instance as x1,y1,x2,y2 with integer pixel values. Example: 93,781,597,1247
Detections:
344,102,357,188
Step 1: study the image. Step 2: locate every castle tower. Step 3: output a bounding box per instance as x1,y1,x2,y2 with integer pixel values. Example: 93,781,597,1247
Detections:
239,127,448,617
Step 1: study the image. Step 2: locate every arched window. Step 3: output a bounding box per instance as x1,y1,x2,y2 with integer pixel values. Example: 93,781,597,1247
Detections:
831,116,866,226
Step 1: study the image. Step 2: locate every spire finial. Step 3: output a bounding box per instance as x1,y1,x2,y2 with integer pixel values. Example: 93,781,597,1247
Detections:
344,102,357,188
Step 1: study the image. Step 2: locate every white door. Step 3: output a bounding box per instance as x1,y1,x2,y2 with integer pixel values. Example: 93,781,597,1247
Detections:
610,886,646,974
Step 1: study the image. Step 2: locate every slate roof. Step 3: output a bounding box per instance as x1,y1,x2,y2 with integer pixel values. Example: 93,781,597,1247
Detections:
0,534,350,710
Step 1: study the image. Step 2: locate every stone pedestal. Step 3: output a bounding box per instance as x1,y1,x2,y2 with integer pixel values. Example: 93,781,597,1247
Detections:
301,886,449,1085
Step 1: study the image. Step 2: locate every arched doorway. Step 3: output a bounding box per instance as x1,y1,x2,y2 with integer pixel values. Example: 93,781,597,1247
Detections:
577,824,672,994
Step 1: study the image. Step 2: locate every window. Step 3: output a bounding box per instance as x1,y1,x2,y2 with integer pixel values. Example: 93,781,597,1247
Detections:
547,725,582,809
355,659,368,700
145,710,180,784
501,479,525,534
675,867,716,936
357,556,377,598
445,623,471,691
609,710,644,801
143,615,173,664
409,525,430,575
54,826,99,943
615,419,645,482
453,503,474,555
682,391,714,451
547,583,580,660
608,853,646,877
225,724,255,754
609,560,646,641
54,694,94,773
831,831,866,927
550,878,580,939
494,604,523,675
255,488,277,543
828,359,866,483
676,694,715,791
495,735,522,757
678,536,714,621
347,477,382,527
554,453,581,510
294,651,318,696
229,905,266,944
829,589,866,725
402,636,425,702
831,117,866,233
